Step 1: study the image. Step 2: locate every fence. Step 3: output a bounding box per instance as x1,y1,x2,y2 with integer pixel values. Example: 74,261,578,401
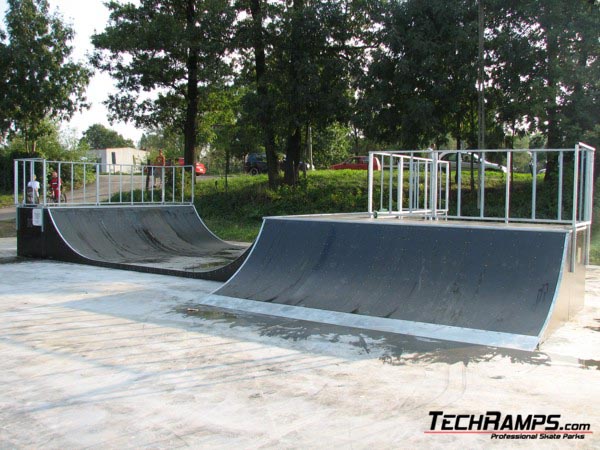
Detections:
14,158,195,207
369,143,595,266
368,152,450,219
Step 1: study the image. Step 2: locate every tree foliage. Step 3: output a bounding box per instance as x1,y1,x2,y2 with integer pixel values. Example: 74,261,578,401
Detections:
91,0,236,166
81,123,134,149
357,0,599,154
237,0,373,185
0,0,90,154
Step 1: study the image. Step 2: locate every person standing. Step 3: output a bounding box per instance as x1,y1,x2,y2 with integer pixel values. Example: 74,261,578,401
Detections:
49,171,62,202
26,175,40,204
154,149,166,188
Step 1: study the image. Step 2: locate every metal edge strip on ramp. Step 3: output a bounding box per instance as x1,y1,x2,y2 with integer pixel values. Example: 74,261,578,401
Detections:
199,293,540,351
536,233,570,346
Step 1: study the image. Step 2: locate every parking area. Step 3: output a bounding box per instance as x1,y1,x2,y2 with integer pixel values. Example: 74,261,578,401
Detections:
0,237,599,448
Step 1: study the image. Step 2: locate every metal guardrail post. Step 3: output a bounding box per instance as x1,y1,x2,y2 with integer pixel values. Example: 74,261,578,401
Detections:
42,161,47,206
191,167,195,205
388,155,394,213
408,155,414,213
181,167,185,203
96,163,100,205
107,166,112,204
479,152,485,218
57,162,62,205
505,151,511,223
457,153,462,216
70,162,74,203
531,152,537,219
161,167,165,203
571,144,580,272
397,158,403,216
558,151,563,221
83,163,87,203
119,165,123,204
445,162,450,214
379,155,384,211
130,169,134,205
367,152,374,216
13,159,18,205
430,152,438,220
583,145,595,265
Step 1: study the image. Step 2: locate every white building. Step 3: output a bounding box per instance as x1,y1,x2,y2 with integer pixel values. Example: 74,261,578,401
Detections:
87,147,150,173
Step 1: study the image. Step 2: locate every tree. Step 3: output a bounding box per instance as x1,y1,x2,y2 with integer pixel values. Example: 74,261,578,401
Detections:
236,0,281,187
237,0,371,185
487,0,599,177
0,0,90,154
357,0,480,150
81,124,134,149
91,0,236,166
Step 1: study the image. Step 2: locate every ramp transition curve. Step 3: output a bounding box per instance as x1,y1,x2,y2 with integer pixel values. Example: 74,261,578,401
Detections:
17,205,248,281
208,217,581,350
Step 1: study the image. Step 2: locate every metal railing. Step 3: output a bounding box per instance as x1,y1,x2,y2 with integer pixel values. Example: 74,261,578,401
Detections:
14,158,196,207
368,152,450,219
369,143,595,267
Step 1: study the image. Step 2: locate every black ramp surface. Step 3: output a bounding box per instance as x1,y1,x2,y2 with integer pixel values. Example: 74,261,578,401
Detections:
216,218,569,341
40,205,247,281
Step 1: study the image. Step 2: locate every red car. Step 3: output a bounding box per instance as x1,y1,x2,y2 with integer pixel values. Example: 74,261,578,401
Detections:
178,157,206,175
330,156,381,170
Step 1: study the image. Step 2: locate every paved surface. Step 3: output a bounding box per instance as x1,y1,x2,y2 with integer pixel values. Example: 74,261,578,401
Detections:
0,207,15,222
0,237,599,448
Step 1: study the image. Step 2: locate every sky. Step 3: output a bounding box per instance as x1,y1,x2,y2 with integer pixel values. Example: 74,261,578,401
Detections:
0,0,144,144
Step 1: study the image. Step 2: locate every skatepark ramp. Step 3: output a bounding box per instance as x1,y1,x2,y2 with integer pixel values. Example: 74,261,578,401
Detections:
17,205,249,281
206,216,585,350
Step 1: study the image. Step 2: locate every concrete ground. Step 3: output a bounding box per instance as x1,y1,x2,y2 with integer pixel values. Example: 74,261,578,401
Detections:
0,236,598,449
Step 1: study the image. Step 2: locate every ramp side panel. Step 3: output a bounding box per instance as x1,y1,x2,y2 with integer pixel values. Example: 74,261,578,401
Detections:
217,218,568,337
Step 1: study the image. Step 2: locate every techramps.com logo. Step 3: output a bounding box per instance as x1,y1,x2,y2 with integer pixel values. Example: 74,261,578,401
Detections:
425,411,593,440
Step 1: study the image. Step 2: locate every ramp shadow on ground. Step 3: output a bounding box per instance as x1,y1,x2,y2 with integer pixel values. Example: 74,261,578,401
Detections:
49,278,554,369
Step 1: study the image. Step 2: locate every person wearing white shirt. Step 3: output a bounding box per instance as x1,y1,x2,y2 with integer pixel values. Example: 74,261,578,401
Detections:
26,175,40,204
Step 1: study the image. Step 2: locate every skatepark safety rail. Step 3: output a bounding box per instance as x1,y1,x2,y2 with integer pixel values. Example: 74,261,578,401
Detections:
14,158,195,206
369,143,595,266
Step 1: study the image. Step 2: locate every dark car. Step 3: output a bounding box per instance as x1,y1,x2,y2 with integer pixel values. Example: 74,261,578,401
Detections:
245,153,268,175
330,155,381,171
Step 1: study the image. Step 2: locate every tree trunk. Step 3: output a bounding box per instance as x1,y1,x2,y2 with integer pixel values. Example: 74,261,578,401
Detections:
284,126,301,186
250,0,279,189
283,0,304,186
543,8,561,182
184,0,199,167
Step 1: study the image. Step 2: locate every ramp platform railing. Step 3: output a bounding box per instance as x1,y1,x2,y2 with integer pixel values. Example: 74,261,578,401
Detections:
367,152,450,219
369,143,595,266
14,158,195,207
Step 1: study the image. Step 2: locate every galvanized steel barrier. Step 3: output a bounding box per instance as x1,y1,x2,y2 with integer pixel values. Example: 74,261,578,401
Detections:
369,143,595,267
14,158,195,207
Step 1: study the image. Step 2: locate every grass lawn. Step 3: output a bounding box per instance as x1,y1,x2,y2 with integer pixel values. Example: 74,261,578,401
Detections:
195,170,600,265
0,194,14,208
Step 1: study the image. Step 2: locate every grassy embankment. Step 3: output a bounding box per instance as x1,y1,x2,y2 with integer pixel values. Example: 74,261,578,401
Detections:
2,169,599,265
0,194,13,208
196,170,600,264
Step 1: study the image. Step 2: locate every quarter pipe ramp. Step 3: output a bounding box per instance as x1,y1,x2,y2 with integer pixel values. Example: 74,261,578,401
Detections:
17,205,249,281
206,217,584,350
